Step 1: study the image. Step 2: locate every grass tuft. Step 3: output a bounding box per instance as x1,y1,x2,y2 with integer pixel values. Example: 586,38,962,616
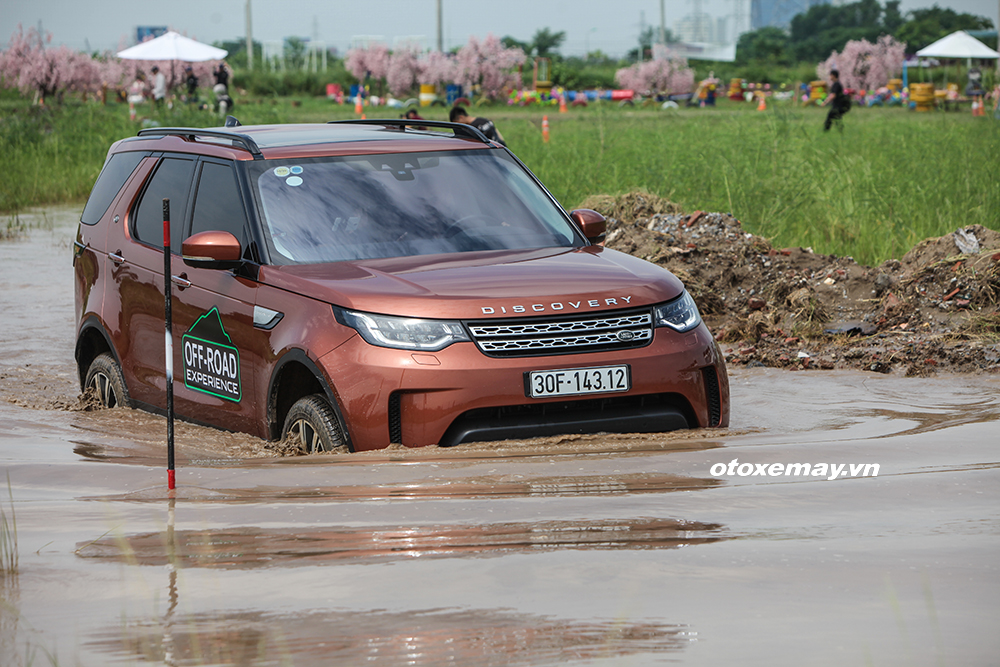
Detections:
1,474,17,577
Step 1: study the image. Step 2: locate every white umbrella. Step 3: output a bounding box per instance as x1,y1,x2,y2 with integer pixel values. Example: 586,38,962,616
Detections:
117,31,227,62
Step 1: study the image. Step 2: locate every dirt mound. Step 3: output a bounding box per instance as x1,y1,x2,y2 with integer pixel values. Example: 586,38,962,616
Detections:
578,191,683,223
596,192,1000,375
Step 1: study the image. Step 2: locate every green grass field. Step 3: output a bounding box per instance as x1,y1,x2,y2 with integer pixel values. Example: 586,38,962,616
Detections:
2,93,997,265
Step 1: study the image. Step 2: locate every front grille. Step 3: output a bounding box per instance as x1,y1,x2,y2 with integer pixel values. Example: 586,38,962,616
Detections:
438,392,694,447
466,307,653,358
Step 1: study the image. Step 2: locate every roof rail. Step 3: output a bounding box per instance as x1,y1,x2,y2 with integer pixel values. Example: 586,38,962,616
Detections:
327,119,494,145
136,127,264,159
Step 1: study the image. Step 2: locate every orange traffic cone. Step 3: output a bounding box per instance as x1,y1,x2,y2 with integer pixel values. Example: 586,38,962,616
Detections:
355,95,363,114
129,101,136,121
361,113,366,120
542,115,550,142
559,96,567,113
756,94,766,111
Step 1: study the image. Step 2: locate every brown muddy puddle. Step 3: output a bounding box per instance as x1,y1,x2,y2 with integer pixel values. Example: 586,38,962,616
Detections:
1,208,998,666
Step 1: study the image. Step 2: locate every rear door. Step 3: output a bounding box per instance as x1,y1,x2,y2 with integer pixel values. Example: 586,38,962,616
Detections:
115,155,195,409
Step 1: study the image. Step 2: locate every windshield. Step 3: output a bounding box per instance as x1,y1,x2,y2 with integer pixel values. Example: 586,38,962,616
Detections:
249,150,583,264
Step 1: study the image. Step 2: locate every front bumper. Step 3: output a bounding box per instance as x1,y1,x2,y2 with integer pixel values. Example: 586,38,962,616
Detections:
319,323,729,451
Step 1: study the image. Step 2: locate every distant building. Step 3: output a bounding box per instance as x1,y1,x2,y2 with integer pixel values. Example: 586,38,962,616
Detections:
676,12,716,43
751,0,830,30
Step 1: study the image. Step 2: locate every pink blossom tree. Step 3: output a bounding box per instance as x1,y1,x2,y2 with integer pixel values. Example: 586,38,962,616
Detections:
0,25,99,101
615,45,694,96
454,34,525,100
386,45,421,97
417,50,455,87
345,42,390,93
818,35,905,92
1,26,221,104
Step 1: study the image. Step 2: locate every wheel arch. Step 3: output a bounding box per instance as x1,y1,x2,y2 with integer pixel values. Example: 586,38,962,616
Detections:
266,349,352,450
75,316,121,391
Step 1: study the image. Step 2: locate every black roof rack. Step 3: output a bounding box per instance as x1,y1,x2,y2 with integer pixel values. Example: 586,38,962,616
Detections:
136,127,264,159
327,119,494,145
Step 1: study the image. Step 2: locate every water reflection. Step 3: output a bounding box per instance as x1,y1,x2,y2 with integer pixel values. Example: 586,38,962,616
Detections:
76,516,726,568
89,606,695,667
85,472,722,504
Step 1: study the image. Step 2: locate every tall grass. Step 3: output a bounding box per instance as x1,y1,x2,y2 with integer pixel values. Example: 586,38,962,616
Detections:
1,474,16,576
1,94,997,264
507,103,1000,265
0,96,292,214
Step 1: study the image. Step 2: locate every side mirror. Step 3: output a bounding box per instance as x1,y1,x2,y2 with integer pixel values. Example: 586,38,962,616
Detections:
569,209,607,245
182,231,242,270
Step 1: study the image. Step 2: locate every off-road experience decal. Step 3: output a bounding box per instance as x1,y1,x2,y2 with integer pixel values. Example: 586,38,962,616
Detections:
182,307,241,402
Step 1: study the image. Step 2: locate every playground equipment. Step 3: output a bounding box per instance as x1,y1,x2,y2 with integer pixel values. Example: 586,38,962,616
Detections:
419,84,436,107
806,80,826,106
910,83,935,111
533,58,552,95
728,78,745,101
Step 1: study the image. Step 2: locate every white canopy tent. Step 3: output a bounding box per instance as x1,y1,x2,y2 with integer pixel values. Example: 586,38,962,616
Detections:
117,31,228,62
912,31,998,90
916,30,999,63
117,31,228,103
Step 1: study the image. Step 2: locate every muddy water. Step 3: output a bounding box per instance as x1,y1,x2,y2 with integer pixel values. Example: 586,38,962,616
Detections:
1,209,998,666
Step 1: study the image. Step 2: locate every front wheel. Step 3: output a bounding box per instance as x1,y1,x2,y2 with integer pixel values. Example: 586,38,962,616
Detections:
84,352,131,409
282,394,348,454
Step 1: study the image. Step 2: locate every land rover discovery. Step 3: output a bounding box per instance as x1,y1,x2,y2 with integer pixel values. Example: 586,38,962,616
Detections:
74,119,729,452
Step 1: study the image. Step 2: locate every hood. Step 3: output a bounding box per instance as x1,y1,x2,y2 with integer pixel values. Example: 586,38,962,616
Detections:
258,246,685,319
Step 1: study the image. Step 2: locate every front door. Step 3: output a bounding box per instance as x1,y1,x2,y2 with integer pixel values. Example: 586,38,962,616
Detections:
116,155,266,436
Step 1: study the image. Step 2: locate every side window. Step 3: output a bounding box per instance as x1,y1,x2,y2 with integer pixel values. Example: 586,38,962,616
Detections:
190,161,250,252
81,152,145,225
133,157,195,253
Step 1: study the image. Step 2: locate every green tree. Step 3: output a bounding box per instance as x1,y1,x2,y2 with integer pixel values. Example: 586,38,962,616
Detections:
735,26,791,66
212,39,262,70
627,26,655,62
789,0,884,60
895,6,994,51
284,37,307,70
882,0,904,33
531,28,567,57
501,35,530,53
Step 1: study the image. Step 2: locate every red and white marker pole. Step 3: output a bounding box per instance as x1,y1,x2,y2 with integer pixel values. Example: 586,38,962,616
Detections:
162,198,175,490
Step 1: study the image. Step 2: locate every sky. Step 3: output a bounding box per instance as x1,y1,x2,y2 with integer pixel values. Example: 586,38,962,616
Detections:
3,0,998,57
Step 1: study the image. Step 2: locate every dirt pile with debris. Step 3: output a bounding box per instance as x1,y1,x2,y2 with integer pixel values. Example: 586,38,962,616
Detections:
581,191,1000,375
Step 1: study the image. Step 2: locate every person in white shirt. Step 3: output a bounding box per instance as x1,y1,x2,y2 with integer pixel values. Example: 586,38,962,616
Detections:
151,66,167,108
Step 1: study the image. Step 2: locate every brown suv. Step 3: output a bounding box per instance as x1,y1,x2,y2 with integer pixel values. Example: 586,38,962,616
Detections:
74,119,729,452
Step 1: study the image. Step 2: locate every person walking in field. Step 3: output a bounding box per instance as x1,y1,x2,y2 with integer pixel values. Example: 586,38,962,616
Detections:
822,69,851,131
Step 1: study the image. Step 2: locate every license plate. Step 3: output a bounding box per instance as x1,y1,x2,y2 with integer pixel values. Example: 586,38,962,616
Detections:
526,365,631,398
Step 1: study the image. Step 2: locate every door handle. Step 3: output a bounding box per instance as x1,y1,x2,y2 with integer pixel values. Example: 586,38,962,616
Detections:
171,273,192,289
109,250,125,265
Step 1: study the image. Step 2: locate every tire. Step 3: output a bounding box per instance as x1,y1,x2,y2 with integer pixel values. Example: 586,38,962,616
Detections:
282,394,348,454
84,352,131,409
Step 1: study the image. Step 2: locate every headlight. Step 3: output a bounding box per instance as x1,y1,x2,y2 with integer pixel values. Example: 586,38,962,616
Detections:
653,291,702,333
335,308,470,351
